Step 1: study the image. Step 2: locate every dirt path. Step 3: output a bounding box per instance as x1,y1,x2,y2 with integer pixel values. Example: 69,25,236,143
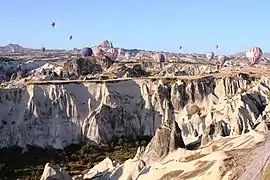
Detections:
238,133,270,180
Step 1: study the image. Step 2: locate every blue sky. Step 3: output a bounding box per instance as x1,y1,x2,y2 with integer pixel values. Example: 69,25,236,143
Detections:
0,0,269,54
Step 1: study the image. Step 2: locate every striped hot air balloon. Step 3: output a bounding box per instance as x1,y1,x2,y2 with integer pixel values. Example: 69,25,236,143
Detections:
246,47,263,65
101,40,113,49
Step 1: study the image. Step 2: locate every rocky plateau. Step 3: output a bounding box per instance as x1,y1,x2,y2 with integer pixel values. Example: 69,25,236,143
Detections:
1,44,270,180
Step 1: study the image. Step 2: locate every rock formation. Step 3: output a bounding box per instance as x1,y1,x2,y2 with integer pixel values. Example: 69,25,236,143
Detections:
0,74,269,150
139,120,185,165
63,58,102,76
40,163,72,180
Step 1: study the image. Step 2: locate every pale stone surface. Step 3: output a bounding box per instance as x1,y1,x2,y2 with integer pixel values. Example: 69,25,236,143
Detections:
40,163,72,180
0,75,270,150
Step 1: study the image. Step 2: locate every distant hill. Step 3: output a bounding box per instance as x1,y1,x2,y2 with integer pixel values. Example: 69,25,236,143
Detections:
0,43,269,58
0,44,66,54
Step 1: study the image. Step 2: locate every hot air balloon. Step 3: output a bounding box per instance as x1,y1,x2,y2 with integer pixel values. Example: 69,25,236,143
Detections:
51,22,55,28
93,47,104,57
108,41,113,48
101,40,113,49
106,48,118,61
153,53,166,68
216,44,219,49
179,46,182,50
80,47,93,57
246,47,263,65
217,55,227,67
41,47,46,53
118,48,122,56
206,52,214,61
69,36,72,40
125,51,132,60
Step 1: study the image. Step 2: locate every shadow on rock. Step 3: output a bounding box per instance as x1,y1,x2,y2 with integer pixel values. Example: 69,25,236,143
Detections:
138,120,186,165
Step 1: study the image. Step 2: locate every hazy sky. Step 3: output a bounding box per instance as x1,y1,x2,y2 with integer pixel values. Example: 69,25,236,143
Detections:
0,0,269,54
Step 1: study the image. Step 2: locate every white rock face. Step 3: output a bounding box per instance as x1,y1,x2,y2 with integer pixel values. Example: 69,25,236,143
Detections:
109,159,145,180
80,130,266,180
0,76,269,149
83,157,115,179
40,163,72,180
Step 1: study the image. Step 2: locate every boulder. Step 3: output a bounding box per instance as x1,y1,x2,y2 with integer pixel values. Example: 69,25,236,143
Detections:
40,163,72,180
83,157,115,179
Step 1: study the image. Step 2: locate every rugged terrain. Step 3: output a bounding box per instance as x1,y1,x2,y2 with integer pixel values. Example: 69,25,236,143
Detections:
1,44,270,180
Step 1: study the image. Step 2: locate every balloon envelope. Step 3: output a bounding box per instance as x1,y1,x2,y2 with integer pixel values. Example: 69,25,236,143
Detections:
41,47,46,52
101,40,113,49
206,52,214,61
80,47,93,57
118,48,122,56
69,36,72,40
51,22,55,28
93,47,104,57
217,55,227,66
246,47,263,65
106,48,118,61
154,53,165,63
125,51,132,59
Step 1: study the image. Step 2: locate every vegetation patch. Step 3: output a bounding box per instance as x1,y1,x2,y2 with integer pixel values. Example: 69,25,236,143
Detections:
0,137,151,180
264,165,270,180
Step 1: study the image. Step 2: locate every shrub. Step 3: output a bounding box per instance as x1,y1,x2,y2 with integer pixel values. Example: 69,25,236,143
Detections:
80,144,99,155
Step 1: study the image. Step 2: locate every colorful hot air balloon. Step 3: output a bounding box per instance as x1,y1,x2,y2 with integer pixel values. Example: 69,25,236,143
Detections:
41,47,46,52
93,47,104,57
80,47,93,57
106,48,118,61
217,55,227,67
246,47,263,65
206,52,214,61
101,40,113,49
125,51,132,60
69,36,72,40
51,22,55,28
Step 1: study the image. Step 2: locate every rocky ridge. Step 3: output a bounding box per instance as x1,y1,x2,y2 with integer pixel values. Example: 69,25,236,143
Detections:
0,73,269,150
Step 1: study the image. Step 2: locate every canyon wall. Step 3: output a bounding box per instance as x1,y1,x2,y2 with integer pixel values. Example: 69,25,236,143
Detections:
0,75,269,149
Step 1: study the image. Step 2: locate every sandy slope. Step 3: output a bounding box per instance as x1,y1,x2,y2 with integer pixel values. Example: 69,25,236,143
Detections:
238,133,270,180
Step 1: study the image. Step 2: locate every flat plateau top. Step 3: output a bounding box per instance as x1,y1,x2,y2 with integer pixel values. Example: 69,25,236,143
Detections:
25,67,270,85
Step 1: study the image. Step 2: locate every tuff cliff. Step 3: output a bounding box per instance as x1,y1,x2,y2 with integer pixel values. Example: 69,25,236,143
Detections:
0,74,268,149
